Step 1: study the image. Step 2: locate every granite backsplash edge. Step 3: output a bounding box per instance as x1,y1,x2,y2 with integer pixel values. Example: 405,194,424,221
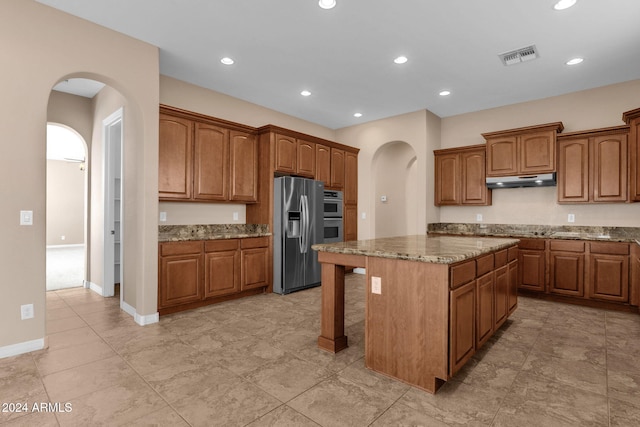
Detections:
427,223,640,243
159,224,270,242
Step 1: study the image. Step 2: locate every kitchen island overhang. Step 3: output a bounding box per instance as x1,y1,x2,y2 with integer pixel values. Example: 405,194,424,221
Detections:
312,235,520,393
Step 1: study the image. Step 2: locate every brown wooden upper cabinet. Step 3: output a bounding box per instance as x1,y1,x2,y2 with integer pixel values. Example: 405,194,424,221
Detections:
315,143,331,186
434,145,491,206
330,148,345,189
622,107,640,202
557,126,629,203
274,134,316,178
482,122,564,177
159,113,193,200
159,106,258,203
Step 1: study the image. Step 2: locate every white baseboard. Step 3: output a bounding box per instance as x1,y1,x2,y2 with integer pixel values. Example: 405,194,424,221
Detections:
353,268,366,275
0,338,45,359
121,300,159,326
87,281,103,295
46,244,85,249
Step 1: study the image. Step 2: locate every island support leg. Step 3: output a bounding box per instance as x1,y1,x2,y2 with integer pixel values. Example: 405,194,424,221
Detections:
317,262,348,353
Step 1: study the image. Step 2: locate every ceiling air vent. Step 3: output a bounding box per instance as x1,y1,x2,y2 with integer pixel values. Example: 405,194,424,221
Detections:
499,45,539,66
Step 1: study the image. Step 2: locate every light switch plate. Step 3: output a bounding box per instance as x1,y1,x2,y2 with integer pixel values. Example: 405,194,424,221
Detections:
20,210,33,225
371,276,382,294
21,304,34,320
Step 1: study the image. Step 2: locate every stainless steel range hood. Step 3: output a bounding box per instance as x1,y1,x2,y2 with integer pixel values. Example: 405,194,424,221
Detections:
486,173,556,189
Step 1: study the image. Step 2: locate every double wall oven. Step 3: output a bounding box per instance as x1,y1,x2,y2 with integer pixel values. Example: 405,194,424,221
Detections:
323,190,343,243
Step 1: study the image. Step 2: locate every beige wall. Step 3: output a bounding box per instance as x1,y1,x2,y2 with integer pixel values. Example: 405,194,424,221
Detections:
46,160,85,245
440,80,640,227
336,109,440,240
0,0,158,351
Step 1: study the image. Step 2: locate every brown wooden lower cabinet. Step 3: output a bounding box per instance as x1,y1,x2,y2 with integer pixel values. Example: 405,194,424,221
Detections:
448,245,518,377
450,281,476,374
517,238,637,311
549,240,585,297
159,237,269,314
475,272,494,349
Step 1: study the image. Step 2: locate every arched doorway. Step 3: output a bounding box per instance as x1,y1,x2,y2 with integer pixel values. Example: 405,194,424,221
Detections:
46,124,87,291
372,141,419,238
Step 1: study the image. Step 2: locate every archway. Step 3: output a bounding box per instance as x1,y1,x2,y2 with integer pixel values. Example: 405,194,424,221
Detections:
372,141,419,238
46,123,87,291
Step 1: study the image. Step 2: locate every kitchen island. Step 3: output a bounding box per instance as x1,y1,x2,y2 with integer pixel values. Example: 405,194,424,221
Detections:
312,235,519,393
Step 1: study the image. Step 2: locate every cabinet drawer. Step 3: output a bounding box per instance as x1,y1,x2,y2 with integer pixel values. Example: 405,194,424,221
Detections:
518,238,546,251
590,242,629,255
508,246,518,262
241,236,269,249
476,254,494,277
205,239,239,252
550,240,584,252
451,260,476,289
160,241,203,256
494,249,507,267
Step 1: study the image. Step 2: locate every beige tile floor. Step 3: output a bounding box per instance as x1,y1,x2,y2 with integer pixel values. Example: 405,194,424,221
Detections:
2,273,640,426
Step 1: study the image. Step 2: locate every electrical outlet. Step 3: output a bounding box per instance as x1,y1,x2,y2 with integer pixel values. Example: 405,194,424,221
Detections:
371,276,382,294
568,213,575,223
361,212,366,220
21,304,34,320
159,212,167,222
476,213,483,222
233,212,239,221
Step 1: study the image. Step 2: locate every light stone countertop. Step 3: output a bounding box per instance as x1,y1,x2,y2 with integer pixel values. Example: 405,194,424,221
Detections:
312,235,519,264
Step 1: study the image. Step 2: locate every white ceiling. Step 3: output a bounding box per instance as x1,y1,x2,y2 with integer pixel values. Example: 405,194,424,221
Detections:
38,0,640,130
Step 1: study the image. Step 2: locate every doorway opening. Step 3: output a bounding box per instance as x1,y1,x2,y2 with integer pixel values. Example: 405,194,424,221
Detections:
46,123,87,291
101,108,123,301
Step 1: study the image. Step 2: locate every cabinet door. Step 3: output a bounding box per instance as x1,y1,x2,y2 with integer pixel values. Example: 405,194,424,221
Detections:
450,280,475,375
508,259,518,314
344,151,358,205
629,117,640,202
275,134,297,173
241,247,269,290
344,204,357,241
159,114,193,200
631,244,640,307
518,250,546,292
229,131,258,202
159,254,202,308
494,265,509,329
193,123,228,201
315,143,331,186
204,250,239,298
557,139,589,203
296,139,316,177
330,148,345,189
549,251,584,297
461,149,490,205
592,133,628,202
486,137,518,176
434,152,459,205
476,273,494,349
519,130,555,174
589,254,629,302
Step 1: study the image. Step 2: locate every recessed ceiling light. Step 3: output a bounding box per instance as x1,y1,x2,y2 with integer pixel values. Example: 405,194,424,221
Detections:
318,0,336,9
353,113,363,118
566,57,584,65
439,90,451,96
220,57,234,65
553,0,577,10
393,56,408,65
300,90,312,97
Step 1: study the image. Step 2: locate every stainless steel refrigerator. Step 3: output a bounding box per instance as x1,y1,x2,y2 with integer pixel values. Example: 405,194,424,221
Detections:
273,176,324,294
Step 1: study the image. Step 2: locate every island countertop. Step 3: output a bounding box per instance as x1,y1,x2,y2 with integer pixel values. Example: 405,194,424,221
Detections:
312,234,519,264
